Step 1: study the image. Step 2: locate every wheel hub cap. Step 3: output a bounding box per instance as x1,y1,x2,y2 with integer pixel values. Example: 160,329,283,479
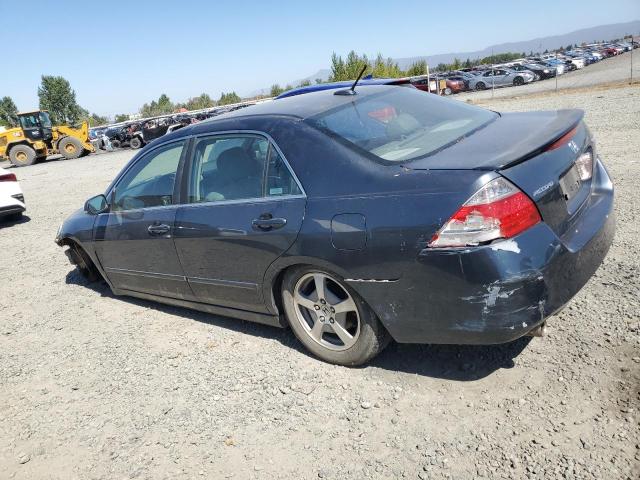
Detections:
293,273,361,351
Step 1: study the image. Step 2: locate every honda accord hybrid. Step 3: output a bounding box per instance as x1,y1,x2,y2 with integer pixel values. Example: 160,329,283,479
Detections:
56,85,614,365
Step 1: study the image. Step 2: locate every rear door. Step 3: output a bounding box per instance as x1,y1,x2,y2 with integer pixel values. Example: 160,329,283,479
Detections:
174,133,306,312
94,139,194,299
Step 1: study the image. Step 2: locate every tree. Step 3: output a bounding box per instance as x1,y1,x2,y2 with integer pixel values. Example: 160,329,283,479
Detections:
0,96,19,127
218,92,241,105
406,60,428,77
185,93,214,111
83,112,109,126
297,79,311,88
38,75,83,125
270,84,285,97
114,113,129,123
315,78,323,84
139,93,175,117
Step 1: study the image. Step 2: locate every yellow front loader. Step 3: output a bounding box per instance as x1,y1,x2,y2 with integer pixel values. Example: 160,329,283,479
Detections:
0,110,94,167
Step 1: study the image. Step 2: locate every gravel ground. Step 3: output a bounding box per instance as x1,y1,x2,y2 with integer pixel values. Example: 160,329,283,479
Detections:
456,49,639,101
1,84,639,480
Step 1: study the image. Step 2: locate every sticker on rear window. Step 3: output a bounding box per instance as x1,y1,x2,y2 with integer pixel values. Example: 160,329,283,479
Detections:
269,187,284,195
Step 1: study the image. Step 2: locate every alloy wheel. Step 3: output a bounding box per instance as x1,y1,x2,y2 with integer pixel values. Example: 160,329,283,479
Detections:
292,272,361,351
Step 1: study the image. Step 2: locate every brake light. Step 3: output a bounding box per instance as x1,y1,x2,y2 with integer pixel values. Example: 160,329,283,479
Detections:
0,173,17,182
546,126,578,152
429,177,541,248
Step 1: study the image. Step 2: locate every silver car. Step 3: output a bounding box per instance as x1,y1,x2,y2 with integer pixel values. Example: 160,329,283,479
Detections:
468,68,535,90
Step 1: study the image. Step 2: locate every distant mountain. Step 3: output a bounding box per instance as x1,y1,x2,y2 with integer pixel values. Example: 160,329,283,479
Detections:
258,20,639,95
392,20,640,69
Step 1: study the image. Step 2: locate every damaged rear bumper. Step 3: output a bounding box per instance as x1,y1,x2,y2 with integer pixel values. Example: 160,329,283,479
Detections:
352,162,615,345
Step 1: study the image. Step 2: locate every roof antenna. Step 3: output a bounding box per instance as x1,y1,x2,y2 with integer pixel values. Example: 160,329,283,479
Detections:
335,64,368,96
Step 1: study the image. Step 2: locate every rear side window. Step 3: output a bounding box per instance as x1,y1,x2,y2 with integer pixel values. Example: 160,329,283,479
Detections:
307,87,497,164
188,135,268,203
266,145,302,197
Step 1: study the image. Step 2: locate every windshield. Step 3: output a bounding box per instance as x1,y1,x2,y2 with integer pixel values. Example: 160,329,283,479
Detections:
306,87,497,164
39,112,52,128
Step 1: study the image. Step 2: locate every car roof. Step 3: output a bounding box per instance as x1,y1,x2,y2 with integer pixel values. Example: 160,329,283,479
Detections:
205,84,408,123
276,78,411,99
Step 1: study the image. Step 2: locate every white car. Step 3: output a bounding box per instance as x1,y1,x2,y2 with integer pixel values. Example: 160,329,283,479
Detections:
0,170,26,220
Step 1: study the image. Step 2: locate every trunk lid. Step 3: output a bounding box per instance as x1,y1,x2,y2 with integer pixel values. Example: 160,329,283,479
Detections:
407,109,593,238
405,109,584,171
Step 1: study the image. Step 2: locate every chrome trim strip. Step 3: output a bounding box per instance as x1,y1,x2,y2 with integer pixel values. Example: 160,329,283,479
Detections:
105,267,186,281
178,194,306,209
187,276,257,290
345,278,399,283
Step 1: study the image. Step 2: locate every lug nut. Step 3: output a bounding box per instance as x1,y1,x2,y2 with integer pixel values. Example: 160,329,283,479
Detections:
329,317,335,324
314,305,320,310
330,307,335,313
319,316,325,322
320,299,326,304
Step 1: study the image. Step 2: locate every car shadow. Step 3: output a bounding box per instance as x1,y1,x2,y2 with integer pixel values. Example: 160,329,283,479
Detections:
64,270,303,348
0,214,31,228
66,270,532,380
368,337,532,381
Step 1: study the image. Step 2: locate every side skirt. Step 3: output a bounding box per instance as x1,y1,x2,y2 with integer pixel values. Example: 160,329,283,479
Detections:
112,288,287,329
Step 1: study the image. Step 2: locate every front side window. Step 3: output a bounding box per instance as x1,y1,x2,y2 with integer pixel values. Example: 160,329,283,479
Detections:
307,87,497,164
112,141,184,211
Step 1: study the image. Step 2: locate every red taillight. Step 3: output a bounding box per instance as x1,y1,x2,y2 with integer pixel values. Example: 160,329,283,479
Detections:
0,173,17,182
429,177,541,248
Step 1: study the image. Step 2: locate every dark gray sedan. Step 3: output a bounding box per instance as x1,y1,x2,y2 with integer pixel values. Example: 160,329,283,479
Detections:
56,85,614,365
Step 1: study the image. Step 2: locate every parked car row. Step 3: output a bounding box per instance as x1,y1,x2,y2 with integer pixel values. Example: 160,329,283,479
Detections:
427,40,636,93
89,103,256,152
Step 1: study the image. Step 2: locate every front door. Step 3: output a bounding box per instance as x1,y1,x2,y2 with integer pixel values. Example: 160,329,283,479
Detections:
94,140,194,300
174,134,306,312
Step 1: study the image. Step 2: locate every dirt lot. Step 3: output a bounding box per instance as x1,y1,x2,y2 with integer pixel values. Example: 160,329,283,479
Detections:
1,84,639,480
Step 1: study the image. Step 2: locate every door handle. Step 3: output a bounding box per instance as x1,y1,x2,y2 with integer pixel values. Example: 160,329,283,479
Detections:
147,223,170,235
252,215,287,231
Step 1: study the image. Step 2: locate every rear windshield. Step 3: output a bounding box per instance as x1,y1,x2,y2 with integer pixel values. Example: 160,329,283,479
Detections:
306,87,497,163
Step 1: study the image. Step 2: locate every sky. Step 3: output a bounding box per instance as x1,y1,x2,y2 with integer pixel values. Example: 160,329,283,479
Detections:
1,0,639,117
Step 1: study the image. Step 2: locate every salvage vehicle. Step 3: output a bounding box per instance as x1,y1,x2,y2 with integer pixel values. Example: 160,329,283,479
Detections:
56,85,614,366
469,68,535,90
0,170,26,220
0,110,94,166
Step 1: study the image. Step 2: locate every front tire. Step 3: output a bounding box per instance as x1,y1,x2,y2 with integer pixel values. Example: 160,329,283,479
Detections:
513,76,524,86
282,266,389,366
8,144,37,167
129,137,143,149
58,137,84,159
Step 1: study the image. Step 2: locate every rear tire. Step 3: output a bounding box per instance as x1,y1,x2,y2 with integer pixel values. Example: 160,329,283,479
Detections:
111,139,121,149
58,137,84,159
475,82,486,90
8,144,37,167
9,145,38,167
282,266,389,366
443,87,452,95
129,137,143,149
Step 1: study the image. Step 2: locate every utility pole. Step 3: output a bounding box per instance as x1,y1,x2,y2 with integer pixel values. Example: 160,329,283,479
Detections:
629,34,634,85
555,49,558,92
491,48,495,98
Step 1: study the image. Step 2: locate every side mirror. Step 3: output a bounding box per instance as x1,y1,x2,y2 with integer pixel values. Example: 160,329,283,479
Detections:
84,194,109,215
